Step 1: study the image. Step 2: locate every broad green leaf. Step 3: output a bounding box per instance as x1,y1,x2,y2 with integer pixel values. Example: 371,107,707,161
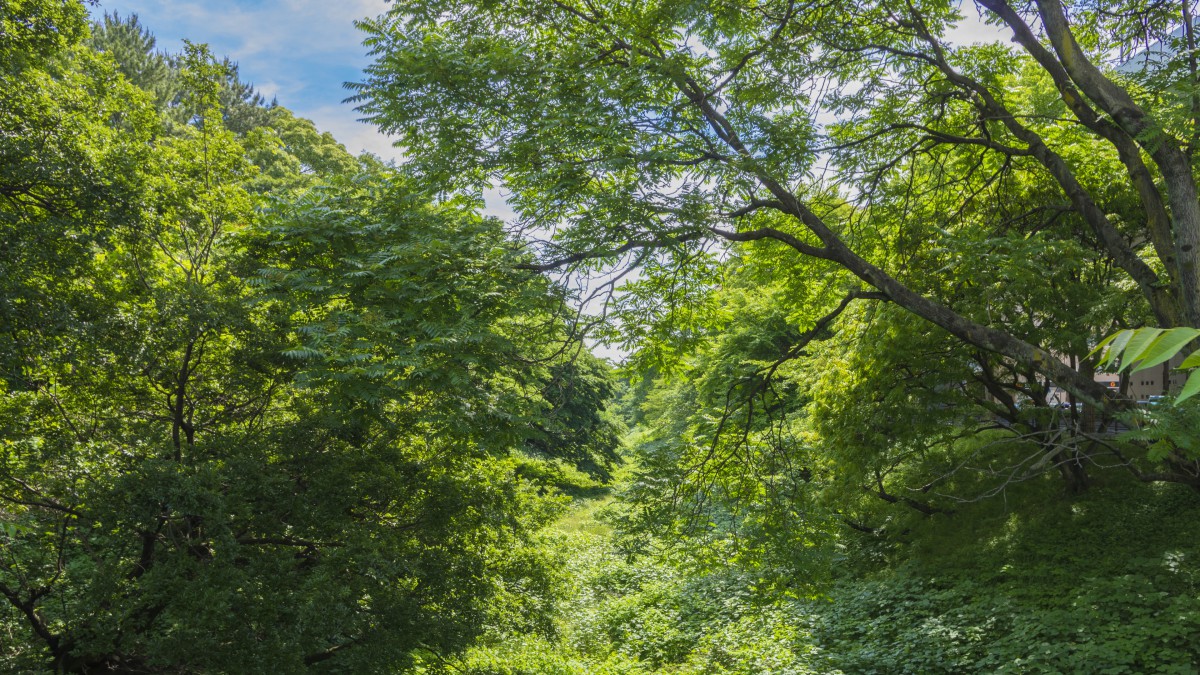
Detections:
1086,331,1121,360
1178,369,1200,404
1098,329,1136,370
1118,328,1165,372
1132,328,1200,372
1179,350,1200,369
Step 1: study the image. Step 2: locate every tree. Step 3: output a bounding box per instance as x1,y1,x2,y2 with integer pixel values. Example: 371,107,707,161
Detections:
2,17,609,669
349,0,1200,411
0,0,89,68
89,12,276,134
87,12,176,107
523,351,624,479
354,0,1200,487
243,106,365,194
1,0,157,396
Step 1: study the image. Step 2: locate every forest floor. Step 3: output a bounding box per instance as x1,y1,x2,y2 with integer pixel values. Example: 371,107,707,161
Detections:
451,464,1200,674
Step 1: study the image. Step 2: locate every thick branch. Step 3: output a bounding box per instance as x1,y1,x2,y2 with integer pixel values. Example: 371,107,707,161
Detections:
978,0,1180,323
1031,0,1200,325
0,583,59,652
708,224,830,258
304,639,359,666
894,10,1171,322
666,61,1115,408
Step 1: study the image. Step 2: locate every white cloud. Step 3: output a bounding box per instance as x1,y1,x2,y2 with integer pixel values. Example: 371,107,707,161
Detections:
94,0,400,157
482,187,519,223
302,103,402,163
947,5,1007,46
147,0,386,58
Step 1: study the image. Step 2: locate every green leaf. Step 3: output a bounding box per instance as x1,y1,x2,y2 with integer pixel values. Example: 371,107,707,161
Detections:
1119,328,1165,372
1098,329,1135,370
283,347,324,359
1087,331,1121,360
1147,439,1173,462
1133,328,1200,372
1177,370,1200,404
1179,350,1200,369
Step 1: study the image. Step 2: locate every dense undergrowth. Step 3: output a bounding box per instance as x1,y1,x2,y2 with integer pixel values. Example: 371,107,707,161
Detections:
443,461,1200,674
818,477,1200,674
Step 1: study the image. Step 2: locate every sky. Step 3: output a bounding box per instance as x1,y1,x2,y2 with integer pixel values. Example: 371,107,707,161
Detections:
90,0,402,163
87,0,1004,162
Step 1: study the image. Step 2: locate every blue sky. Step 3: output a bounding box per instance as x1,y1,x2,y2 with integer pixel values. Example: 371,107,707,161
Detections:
90,0,402,162
88,1,1000,158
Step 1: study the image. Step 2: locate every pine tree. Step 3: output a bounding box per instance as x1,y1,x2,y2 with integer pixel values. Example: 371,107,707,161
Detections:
87,12,176,106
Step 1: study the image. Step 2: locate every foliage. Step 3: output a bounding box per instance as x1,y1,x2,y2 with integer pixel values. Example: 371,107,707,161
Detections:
88,11,278,134
523,352,625,479
87,12,175,106
811,480,1200,674
0,0,89,68
352,0,1200,501
13,0,1200,672
448,487,829,675
458,470,1200,674
1,1,158,394
243,106,364,194
1,9,619,671
477,457,1200,674
612,282,844,584
1094,327,1200,402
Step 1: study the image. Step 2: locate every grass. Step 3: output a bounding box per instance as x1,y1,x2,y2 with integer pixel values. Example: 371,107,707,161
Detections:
554,493,615,537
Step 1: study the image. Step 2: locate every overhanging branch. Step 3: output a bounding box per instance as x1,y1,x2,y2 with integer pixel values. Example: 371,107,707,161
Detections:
516,231,707,272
